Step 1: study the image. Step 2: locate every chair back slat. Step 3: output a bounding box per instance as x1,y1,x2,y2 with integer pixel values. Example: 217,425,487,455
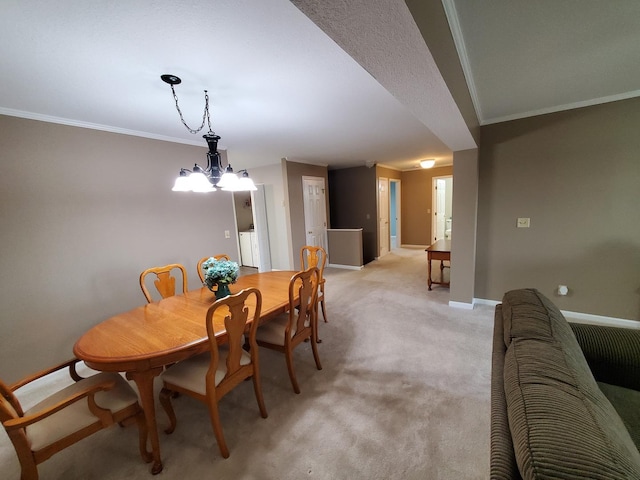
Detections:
139,263,188,303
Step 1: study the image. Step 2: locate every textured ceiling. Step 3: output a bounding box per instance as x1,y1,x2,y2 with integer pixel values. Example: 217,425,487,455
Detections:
1,1,638,172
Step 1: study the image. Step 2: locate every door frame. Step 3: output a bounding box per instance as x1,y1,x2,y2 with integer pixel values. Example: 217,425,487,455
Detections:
431,175,453,242
390,179,401,248
301,176,328,253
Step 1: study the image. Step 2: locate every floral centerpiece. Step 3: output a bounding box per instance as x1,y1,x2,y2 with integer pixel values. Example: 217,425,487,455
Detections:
202,257,239,299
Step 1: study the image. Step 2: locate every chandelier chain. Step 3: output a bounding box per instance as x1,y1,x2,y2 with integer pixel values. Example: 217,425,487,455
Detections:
170,85,214,135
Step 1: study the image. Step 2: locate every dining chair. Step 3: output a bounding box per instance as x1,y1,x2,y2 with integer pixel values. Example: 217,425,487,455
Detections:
0,359,150,480
255,267,322,394
139,263,188,303
300,245,328,342
158,288,268,458
197,254,231,283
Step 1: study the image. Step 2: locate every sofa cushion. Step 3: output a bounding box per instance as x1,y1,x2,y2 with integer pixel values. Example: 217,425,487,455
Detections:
505,337,640,479
598,381,640,451
502,288,575,348
502,288,640,479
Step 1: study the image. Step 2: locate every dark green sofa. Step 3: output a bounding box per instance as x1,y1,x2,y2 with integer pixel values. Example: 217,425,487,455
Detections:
490,288,640,479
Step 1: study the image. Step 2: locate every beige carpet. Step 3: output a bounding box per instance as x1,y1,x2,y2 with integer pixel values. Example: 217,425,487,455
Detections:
1,247,494,479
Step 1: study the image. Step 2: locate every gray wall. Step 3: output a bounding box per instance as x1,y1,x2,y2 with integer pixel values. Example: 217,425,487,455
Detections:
476,98,640,320
0,116,239,383
328,166,378,264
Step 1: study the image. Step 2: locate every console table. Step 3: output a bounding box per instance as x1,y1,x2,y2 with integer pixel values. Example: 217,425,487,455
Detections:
426,239,451,290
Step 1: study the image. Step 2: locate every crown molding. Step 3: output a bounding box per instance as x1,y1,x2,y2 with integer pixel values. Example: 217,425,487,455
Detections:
481,90,640,125
0,107,205,148
441,0,483,123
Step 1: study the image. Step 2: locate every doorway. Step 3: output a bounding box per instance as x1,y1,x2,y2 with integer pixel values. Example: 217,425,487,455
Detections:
389,179,401,249
233,185,272,272
302,176,328,252
378,177,390,257
431,176,453,242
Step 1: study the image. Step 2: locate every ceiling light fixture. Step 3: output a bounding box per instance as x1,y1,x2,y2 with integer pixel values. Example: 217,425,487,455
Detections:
161,74,256,193
420,159,436,169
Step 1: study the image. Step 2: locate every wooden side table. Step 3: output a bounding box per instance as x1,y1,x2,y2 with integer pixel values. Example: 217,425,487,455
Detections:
426,239,451,290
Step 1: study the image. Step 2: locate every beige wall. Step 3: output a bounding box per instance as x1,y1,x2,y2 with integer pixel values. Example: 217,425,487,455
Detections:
0,116,240,383
283,159,329,270
401,166,453,245
476,98,640,320
450,149,478,305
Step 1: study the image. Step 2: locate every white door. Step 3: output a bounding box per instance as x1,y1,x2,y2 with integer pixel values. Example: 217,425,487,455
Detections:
432,176,451,242
302,176,327,251
378,177,389,257
251,184,272,272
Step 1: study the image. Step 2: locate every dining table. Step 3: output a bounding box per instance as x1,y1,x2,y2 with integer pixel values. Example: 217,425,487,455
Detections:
73,270,297,475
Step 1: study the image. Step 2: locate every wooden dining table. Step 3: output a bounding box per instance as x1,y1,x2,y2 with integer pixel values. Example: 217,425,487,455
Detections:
73,270,297,475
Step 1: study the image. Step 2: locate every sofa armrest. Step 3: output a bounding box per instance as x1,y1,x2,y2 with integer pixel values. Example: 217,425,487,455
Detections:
570,323,640,391
490,305,522,480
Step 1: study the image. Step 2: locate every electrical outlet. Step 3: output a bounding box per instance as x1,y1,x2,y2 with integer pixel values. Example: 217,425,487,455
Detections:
517,217,530,228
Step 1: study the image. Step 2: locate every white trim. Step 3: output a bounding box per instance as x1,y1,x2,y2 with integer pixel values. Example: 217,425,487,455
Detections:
474,298,500,307
0,107,206,147
441,0,483,122
449,300,474,309
482,90,640,126
565,311,640,329
327,263,363,270
474,298,639,328
401,244,429,249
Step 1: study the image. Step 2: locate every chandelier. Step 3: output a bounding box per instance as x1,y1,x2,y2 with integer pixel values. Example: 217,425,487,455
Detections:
161,74,256,193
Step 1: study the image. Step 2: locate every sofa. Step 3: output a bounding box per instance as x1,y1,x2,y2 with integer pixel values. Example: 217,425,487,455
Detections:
490,288,640,479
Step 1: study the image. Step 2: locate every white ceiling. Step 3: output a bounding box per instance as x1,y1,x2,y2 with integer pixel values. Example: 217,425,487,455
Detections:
1,1,638,172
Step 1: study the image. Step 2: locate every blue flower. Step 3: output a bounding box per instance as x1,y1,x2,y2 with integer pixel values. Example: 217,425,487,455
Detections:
202,258,239,289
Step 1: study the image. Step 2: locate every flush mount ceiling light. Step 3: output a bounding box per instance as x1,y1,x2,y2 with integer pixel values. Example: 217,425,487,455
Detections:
161,74,256,193
420,159,436,169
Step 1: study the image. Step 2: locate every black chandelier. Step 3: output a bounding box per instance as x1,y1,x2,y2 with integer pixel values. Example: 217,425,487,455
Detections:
161,74,256,193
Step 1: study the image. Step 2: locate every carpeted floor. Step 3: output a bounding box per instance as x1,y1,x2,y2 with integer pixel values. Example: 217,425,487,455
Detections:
1,247,494,479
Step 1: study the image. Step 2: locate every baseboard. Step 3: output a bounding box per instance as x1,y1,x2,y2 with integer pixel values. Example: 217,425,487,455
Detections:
474,298,500,307
327,263,363,270
401,244,429,249
449,300,475,309
474,297,639,329
564,310,640,329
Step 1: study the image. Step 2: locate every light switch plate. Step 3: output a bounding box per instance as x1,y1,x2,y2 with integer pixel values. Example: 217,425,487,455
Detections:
224,230,231,238
517,217,530,228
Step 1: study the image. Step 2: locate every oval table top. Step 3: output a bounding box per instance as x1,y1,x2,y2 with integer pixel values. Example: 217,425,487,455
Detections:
73,270,296,372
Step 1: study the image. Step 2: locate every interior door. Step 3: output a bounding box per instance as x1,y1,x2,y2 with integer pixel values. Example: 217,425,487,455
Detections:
433,177,447,241
251,184,272,272
302,176,327,251
378,177,389,256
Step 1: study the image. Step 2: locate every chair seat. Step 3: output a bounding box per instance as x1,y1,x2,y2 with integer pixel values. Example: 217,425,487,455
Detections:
161,348,251,396
25,372,139,451
255,313,309,346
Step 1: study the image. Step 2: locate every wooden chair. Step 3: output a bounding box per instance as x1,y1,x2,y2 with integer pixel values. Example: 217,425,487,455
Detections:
139,263,188,303
0,359,151,480
301,245,328,343
159,288,267,458
197,254,231,283
255,267,322,394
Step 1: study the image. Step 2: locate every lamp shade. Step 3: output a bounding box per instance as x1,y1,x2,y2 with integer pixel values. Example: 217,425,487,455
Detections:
420,159,435,169
190,172,216,192
172,175,192,192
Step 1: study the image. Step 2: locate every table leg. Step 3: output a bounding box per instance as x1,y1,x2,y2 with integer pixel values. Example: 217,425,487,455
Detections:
427,253,433,290
127,368,164,475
